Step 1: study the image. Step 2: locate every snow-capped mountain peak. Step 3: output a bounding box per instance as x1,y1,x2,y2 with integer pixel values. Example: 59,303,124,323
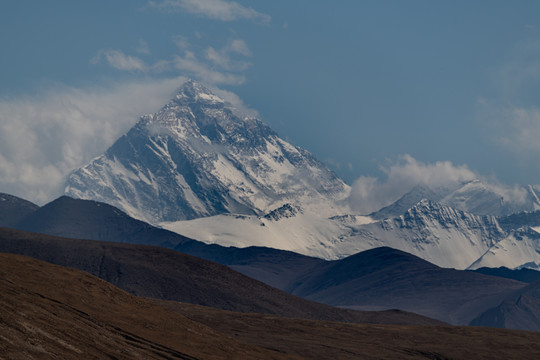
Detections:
65,80,350,223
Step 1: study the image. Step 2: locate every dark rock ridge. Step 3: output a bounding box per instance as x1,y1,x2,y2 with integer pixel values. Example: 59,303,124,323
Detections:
14,195,191,248
0,192,39,227
471,280,540,331
471,266,540,284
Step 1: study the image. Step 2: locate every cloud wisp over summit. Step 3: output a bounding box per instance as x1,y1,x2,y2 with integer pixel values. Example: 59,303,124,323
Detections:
92,38,253,86
0,78,186,203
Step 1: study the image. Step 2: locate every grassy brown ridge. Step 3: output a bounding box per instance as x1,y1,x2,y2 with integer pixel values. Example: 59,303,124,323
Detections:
2,252,540,359
0,253,294,360
160,301,540,360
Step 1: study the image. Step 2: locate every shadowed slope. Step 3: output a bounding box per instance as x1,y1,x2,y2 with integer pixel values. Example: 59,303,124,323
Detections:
471,266,540,283
10,194,326,290
0,227,441,325
471,280,540,331
15,196,191,248
4,252,540,360
174,241,325,290
0,193,39,227
290,247,526,324
0,253,291,360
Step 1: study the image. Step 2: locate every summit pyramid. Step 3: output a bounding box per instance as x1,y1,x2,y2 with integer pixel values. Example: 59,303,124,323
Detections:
65,80,350,223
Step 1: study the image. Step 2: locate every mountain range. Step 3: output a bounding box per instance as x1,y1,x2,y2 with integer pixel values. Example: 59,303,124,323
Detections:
164,194,540,270
5,193,540,328
59,80,540,271
5,78,540,344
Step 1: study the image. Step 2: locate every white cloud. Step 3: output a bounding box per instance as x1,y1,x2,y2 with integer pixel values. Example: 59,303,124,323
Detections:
92,49,148,72
228,39,252,56
205,39,252,71
347,154,537,214
0,77,186,204
149,0,270,23
348,155,477,214
93,37,251,86
211,86,259,118
172,51,246,85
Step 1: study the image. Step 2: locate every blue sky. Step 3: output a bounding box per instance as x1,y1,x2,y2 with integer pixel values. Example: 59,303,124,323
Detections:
2,0,540,205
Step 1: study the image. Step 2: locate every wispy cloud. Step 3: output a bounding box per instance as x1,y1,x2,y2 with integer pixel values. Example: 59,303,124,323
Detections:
172,51,246,85
149,0,270,23
205,39,252,71
92,37,252,86
347,154,536,214
479,38,540,155
478,100,540,154
172,35,190,50
211,86,259,117
92,49,148,72
0,77,186,204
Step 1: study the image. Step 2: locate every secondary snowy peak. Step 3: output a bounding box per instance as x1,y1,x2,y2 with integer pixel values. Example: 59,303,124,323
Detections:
331,199,507,269
65,80,350,223
369,185,439,220
371,180,540,220
441,180,540,216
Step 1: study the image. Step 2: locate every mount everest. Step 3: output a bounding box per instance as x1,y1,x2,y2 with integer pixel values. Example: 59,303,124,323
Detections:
65,80,349,223
65,80,540,270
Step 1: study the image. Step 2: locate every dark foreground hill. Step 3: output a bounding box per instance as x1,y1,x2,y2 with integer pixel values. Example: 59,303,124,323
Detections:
0,227,440,325
4,193,321,290
0,252,295,360
471,279,540,331
163,301,540,360
0,192,39,227
4,252,540,360
14,195,192,248
471,266,540,283
289,247,526,325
